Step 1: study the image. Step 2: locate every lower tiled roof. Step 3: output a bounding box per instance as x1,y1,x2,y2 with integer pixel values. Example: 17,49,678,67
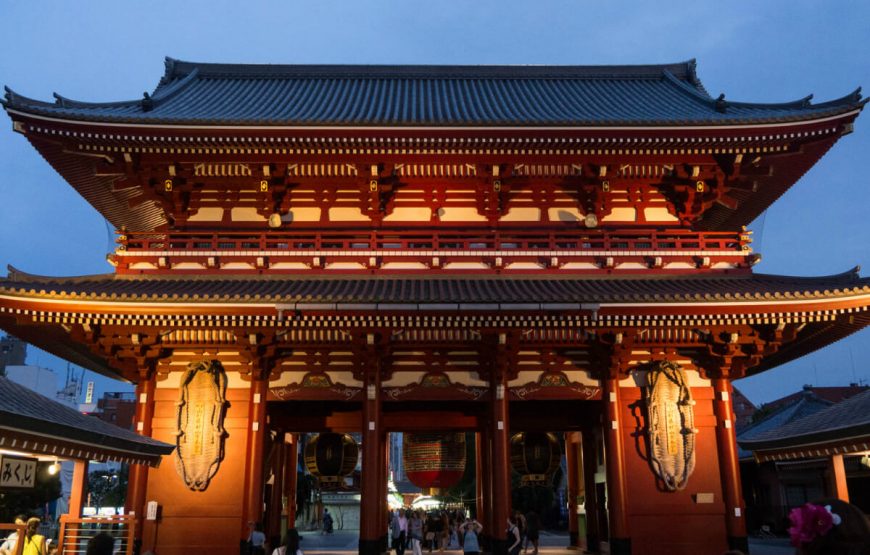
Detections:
0,376,174,462
2,267,869,304
739,390,870,452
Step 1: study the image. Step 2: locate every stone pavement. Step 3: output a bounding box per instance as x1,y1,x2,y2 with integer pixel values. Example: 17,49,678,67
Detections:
297,530,795,555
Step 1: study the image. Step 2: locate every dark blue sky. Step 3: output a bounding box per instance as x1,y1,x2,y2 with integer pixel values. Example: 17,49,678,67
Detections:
1,1,868,404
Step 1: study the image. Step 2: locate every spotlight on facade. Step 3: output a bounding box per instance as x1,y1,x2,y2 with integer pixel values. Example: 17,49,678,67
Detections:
48,460,60,475
584,213,598,228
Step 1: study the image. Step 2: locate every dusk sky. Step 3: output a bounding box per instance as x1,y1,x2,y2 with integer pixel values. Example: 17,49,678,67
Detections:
1,1,868,405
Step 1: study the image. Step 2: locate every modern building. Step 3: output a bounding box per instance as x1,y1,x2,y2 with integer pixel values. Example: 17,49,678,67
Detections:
1,59,868,555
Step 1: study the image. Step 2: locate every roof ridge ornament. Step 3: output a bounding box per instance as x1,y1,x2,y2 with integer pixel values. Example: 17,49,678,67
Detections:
715,93,727,113
142,92,153,112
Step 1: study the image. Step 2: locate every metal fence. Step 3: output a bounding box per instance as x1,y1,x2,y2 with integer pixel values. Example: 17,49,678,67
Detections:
57,516,134,555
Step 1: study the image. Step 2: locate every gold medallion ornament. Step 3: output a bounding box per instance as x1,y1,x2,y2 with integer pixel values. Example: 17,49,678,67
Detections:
646,361,697,491
175,360,229,491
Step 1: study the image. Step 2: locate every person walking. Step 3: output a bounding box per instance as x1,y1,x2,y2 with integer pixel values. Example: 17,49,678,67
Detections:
461,519,483,555
247,522,267,555
409,511,424,555
271,529,303,555
506,517,521,555
391,510,407,555
524,511,540,555
21,518,45,555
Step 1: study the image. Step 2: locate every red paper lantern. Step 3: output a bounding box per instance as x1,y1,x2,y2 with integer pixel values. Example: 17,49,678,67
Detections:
403,432,466,491
510,432,560,486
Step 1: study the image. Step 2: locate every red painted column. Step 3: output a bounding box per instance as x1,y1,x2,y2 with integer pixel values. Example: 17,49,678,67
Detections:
68,459,89,519
565,432,580,548
713,378,748,553
242,375,269,537
359,359,383,555
580,429,600,553
489,373,511,555
125,371,155,532
475,432,485,523
828,454,850,502
379,430,389,552
268,432,286,542
284,434,299,530
602,377,630,555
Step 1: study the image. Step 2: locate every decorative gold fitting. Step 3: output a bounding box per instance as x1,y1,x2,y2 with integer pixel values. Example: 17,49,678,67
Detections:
493,180,501,192
164,179,173,192
260,180,269,192
695,181,705,192
369,180,378,192
601,180,610,193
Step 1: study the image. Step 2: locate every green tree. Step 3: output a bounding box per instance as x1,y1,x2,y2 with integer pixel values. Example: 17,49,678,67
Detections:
87,465,128,509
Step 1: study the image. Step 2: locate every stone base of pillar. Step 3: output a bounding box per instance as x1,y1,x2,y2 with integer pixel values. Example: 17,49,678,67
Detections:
489,538,508,555
359,538,382,555
583,534,599,554
608,537,631,555
728,536,749,553
568,531,579,548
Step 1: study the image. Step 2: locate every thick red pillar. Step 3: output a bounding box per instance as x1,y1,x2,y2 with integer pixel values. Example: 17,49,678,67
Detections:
242,375,269,537
284,434,299,530
68,459,89,519
580,429,600,553
828,454,849,502
475,432,485,522
126,371,155,530
603,377,630,555
490,374,511,555
713,378,748,553
359,361,383,555
267,432,286,543
566,432,580,549
378,430,389,552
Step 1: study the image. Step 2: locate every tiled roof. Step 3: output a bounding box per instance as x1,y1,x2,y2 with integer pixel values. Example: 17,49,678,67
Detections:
3,58,865,127
0,376,174,461
2,266,869,304
736,393,833,459
761,385,869,413
739,390,870,451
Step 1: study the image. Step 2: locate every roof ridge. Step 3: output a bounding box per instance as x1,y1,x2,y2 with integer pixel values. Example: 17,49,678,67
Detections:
160,57,701,81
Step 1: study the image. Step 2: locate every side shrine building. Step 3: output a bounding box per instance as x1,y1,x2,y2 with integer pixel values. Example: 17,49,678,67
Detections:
1,60,868,555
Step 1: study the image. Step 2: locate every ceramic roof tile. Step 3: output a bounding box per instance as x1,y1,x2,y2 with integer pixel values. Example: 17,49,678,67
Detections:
3,59,864,127
1,268,868,304
0,376,174,458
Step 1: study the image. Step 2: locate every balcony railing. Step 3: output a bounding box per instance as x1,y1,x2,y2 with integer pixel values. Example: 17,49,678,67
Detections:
110,228,754,275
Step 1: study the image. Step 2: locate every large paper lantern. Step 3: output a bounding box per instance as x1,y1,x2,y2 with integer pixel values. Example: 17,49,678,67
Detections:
403,432,466,492
304,433,359,488
510,432,560,486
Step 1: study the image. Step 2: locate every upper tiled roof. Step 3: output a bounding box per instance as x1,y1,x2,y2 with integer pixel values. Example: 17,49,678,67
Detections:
0,376,174,462
2,266,869,304
739,390,870,451
3,58,865,127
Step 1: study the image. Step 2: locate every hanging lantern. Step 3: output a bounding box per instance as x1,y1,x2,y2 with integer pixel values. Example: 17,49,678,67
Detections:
510,432,560,486
304,433,359,488
403,432,466,493
646,361,697,491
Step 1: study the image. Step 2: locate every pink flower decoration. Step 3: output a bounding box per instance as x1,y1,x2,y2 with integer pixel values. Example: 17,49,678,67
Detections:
788,503,835,546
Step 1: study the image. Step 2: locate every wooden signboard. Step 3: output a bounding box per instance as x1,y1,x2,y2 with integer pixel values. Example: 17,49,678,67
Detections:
0,455,38,489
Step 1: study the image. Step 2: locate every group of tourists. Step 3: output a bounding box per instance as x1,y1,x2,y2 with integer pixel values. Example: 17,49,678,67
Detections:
388,509,541,555
0,516,48,555
0,516,115,555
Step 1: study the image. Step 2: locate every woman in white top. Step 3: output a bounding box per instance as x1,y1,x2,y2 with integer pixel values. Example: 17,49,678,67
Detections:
271,529,302,555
